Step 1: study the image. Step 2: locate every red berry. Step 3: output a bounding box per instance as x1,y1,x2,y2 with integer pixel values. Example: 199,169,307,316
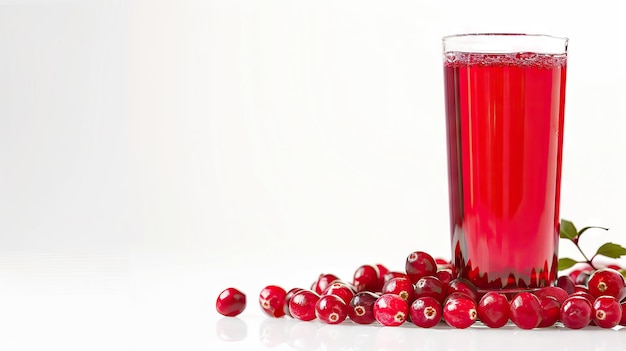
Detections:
414,275,446,304
560,296,592,329
375,263,389,288
537,296,560,328
353,264,380,292
447,278,479,302
382,277,415,303
509,292,541,329
435,269,453,286
216,287,246,317
571,291,595,305
259,285,287,318
410,296,442,328
592,296,622,329
383,271,410,284
312,274,340,295
315,294,348,324
348,291,379,324
283,288,303,317
289,290,320,321
405,251,437,284
587,268,626,299
620,302,626,326
477,291,509,328
556,275,576,295
533,286,569,306
443,293,477,329
323,282,355,305
374,294,409,326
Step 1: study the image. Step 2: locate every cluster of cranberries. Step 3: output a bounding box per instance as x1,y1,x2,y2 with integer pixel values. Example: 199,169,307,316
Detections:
216,251,626,329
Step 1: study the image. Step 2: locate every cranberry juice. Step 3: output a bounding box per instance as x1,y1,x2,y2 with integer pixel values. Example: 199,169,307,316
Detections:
444,52,567,291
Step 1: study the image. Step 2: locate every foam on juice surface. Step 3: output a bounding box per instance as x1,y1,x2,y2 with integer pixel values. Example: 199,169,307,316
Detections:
444,51,567,68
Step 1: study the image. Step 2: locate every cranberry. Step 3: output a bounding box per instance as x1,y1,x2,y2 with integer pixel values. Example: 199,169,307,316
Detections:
569,264,592,283
348,291,379,324
216,287,246,317
374,294,409,326
447,278,479,302
571,291,595,305
414,275,446,304
382,277,415,303
574,285,590,293
575,271,591,285
509,292,541,329
477,291,509,328
289,290,320,321
592,296,622,329
283,288,303,317
587,268,626,299
410,296,442,328
312,273,340,295
315,294,348,324
375,263,389,288
443,292,477,329
405,251,437,284
560,296,592,329
323,282,355,305
383,271,409,284
537,296,560,328
533,286,569,306
353,264,380,293
435,269,453,286
259,285,287,318
620,302,626,326
556,275,576,295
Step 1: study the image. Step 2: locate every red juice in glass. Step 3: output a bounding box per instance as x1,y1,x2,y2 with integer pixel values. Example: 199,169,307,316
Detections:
442,34,568,292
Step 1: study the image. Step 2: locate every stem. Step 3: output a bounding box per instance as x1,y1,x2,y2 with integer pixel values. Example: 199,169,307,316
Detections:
574,242,597,270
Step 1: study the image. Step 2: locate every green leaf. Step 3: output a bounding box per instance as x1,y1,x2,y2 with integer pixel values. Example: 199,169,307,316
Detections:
558,257,578,271
595,242,626,259
578,226,609,236
620,269,626,279
560,219,578,240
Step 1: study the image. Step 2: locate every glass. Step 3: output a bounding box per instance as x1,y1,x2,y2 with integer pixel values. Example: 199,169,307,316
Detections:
442,33,568,292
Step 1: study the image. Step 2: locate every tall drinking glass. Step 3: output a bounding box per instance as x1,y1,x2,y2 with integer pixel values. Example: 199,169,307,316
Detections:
442,34,568,292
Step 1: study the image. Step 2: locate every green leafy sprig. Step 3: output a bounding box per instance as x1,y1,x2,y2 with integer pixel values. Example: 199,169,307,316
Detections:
558,219,626,276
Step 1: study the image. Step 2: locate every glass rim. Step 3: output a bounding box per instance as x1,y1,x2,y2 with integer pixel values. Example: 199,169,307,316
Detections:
442,33,569,54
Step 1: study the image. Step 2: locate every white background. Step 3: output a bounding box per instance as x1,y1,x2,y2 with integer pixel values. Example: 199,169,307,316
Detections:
0,1,625,350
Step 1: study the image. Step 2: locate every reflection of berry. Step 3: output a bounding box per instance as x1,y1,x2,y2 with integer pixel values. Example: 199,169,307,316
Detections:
560,296,592,329
477,291,509,328
509,292,541,329
216,287,246,317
